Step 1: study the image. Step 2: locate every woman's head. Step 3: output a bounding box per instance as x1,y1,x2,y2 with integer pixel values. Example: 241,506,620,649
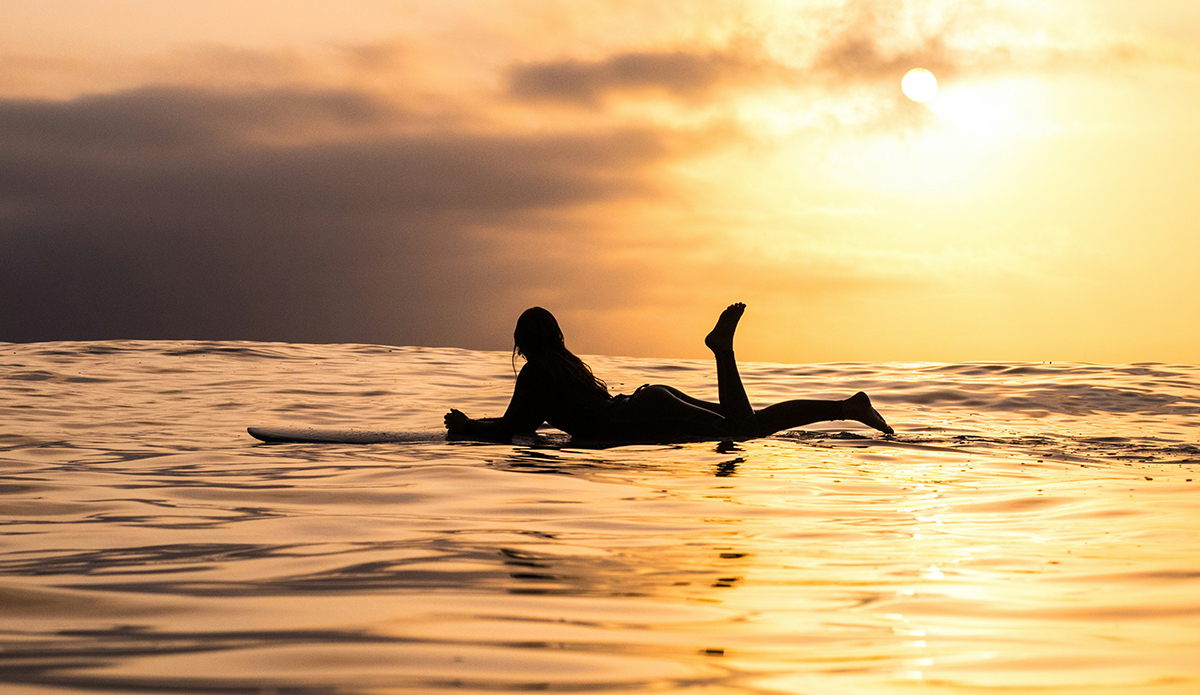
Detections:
513,306,564,360
513,307,608,397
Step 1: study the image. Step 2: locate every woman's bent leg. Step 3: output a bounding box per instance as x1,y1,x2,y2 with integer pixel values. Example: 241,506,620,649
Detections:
713,351,752,428
704,303,753,431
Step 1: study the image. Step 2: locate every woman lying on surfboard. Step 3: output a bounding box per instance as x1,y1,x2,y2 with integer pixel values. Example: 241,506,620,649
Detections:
444,303,893,443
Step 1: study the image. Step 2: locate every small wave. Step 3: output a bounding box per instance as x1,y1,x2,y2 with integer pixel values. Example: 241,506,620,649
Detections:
160,343,294,359
4,369,111,385
6,370,55,381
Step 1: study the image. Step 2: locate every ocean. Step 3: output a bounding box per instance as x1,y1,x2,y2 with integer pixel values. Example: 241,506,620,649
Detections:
2,341,1198,694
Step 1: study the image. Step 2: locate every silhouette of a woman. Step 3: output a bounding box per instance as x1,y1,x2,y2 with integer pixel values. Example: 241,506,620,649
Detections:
444,303,892,442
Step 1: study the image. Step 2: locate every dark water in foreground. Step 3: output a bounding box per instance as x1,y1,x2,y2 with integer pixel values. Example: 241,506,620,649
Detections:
2,341,1198,694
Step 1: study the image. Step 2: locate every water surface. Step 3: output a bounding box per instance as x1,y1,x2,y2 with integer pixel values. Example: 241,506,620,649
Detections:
2,342,1198,693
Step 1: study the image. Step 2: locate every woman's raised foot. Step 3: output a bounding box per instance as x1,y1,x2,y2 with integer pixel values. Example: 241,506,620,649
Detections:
705,302,746,353
843,392,894,435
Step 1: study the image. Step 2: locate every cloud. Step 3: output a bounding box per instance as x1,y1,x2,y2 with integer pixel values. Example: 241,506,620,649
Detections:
503,3,964,109
508,42,790,105
814,34,956,82
811,0,1200,79
0,86,685,346
0,87,394,153
505,0,1193,112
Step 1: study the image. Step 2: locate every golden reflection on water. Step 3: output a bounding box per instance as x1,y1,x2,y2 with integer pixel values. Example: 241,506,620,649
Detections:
0,343,1198,693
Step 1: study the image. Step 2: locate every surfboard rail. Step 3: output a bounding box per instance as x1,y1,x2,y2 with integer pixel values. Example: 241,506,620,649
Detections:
247,426,443,444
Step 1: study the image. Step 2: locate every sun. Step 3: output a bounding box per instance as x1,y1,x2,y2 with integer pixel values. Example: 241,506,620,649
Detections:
902,68,938,103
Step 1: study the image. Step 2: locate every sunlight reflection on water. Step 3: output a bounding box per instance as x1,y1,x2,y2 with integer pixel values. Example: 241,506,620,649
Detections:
1,341,1198,693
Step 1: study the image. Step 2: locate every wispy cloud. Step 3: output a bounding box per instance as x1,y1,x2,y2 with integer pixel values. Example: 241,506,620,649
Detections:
506,0,1197,112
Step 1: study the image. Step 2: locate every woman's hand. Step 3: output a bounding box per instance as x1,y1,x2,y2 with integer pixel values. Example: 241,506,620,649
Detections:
444,408,470,433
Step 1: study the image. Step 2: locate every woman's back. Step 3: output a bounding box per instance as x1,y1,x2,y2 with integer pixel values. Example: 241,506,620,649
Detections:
510,360,612,436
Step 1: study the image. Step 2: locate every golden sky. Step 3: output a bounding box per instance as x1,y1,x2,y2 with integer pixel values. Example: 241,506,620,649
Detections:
2,0,1197,363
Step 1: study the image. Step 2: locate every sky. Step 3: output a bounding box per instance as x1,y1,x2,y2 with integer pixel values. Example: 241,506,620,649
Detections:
1,0,1197,363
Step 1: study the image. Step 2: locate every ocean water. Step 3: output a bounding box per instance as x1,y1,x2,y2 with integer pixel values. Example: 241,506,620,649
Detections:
2,341,1198,695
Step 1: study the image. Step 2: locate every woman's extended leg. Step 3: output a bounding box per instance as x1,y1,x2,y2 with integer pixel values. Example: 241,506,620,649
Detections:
752,392,893,437
704,303,754,431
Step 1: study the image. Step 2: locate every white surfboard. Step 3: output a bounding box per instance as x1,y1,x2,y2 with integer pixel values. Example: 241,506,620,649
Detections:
247,426,443,444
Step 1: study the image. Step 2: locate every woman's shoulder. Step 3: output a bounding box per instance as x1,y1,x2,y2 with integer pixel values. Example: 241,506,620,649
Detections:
518,360,549,377
516,360,556,388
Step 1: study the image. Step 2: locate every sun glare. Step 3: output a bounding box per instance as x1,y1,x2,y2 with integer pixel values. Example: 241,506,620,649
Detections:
821,77,1054,201
902,68,938,103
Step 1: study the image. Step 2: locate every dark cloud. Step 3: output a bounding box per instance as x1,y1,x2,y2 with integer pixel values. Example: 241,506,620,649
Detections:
0,87,393,152
0,86,679,346
509,45,788,105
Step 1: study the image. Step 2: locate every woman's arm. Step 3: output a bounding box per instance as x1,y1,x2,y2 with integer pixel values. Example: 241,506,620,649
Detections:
443,409,517,442
444,364,550,442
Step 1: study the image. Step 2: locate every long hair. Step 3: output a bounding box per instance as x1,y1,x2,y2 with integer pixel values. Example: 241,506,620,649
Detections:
513,307,608,398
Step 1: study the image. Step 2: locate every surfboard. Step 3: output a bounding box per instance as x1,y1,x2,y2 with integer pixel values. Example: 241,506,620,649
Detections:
248,426,701,447
247,426,444,444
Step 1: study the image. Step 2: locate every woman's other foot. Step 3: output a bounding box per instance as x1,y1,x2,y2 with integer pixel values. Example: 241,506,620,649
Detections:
705,302,746,353
843,392,894,435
